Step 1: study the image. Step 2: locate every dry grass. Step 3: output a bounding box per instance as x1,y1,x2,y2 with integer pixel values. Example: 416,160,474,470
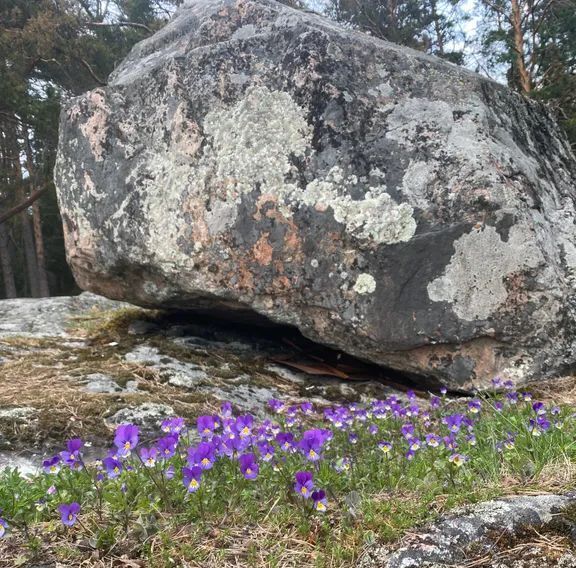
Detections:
0,335,217,447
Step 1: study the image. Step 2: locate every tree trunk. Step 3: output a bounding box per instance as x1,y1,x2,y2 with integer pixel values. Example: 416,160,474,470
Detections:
23,133,50,296
511,0,532,94
32,200,50,296
429,0,445,55
0,221,16,298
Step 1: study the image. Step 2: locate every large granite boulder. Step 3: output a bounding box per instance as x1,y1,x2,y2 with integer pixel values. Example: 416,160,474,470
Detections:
54,0,576,390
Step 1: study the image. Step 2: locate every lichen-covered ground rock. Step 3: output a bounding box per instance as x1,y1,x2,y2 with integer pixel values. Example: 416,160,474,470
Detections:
54,0,576,389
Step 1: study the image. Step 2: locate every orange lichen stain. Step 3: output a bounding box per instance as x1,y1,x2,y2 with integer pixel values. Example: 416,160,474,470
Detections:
253,194,278,221
183,198,211,248
273,275,292,292
79,90,109,162
253,233,273,266
171,104,203,159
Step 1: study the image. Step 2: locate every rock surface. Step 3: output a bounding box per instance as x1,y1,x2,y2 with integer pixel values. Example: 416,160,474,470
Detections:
360,494,576,567
55,0,576,389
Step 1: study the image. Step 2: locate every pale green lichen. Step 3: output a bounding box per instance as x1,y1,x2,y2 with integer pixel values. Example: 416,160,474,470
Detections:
353,273,377,295
427,225,542,321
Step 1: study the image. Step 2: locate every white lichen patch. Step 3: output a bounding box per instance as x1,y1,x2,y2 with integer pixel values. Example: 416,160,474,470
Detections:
427,225,542,321
353,273,377,295
203,86,312,196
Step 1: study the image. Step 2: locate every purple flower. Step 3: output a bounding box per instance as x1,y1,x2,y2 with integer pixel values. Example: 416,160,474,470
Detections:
182,466,202,492
378,441,393,454
468,400,481,414
239,453,259,480
114,424,139,457
103,457,123,479
165,465,175,479
60,438,83,469
0,519,7,538
312,489,327,513
301,402,313,415
197,415,216,437
334,457,351,472
236,415,254,438
312,490,327,512
161,417,186,435
294,471,314,498
444,414,465,434
268,399,285,413
532,402,546,415
348,433,359,445
494,401,504,412
430,396,441,409
238,454,260,479
189,442,215,470
157,435,178,459
139,447,158,468
257,442,275,462
506,391,519,404
43,455,61,474
47,485,56,495
298,429,331,462
58,502,80,527
368,424,379,436
221,401,233,418
440,387,447,395
448,453,467,467
426,434,441,448
276,432,295,452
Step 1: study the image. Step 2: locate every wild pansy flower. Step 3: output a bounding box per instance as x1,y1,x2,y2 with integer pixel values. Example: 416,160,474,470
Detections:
466,434,477,446
494,401,504,412
60,438,83,469
298,429,331,462
182,466,202,492
492,376,502,388
468,400,481,414
0,519,7,538
276,432,295,452
236,415,254,438
165,465,175,479
58,502,80,527
368,424,378,436
294,471,314,498
405,449,416,460
444,414,465,434
378,441,393,454
257,442,275,462
43,455,61,474
218,400,232,417
408,438,421,452
103,457,122,479
503,380,515,390
157,435,178,459
448,453,467,467
312,490,327,512
161,417,186,435
443,435,458,451
440,387,448,396
47,485,56,495
503,434,516,450
426,434,441,448
189,442,215,470
522,392,532,402
430,396,441,409
532,402,546,416
334,457,351,473
197,415,216,438
268,399,284,413
348,433,359,445
506,391,519,404
139,447,158,467
401,423,415,439
239,453,259,480
301,402,313,415
114,424,139,457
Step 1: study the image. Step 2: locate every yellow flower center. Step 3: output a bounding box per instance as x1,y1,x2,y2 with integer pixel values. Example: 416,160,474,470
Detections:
316,502,326,511
124,442,131,450
201,458,210,467
309,450,317,459
189,479,198,489
301,487,308,495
